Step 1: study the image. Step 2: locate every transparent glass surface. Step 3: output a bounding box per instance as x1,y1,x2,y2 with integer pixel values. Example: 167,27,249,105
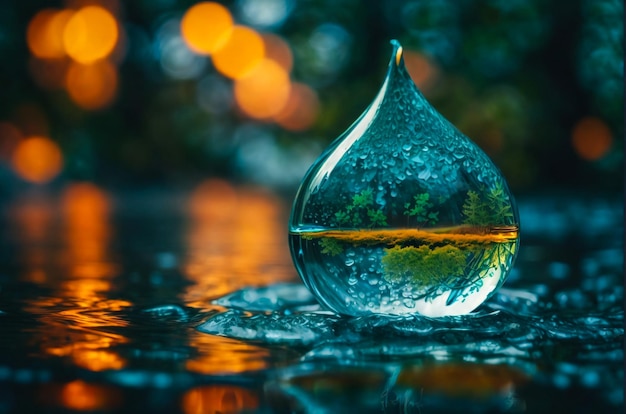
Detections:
289,40,520,317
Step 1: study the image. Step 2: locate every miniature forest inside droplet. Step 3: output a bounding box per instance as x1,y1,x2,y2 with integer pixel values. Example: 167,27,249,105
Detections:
290,182,518,317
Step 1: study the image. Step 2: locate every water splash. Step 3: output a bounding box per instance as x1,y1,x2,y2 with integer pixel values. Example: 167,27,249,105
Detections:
198,283,623,353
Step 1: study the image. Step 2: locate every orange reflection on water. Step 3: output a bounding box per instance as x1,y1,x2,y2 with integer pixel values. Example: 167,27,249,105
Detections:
48,183,127,371
61,182,118,278
61,380,122,411
186,333,269,375
7,192,57,279
12,183,129,372
184,179,296,306
182,384,259,414
39,380,123,412
396,362,528,398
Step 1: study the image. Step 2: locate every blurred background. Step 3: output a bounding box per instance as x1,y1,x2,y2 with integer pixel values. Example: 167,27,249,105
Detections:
0,0,623,197
0,2,623,413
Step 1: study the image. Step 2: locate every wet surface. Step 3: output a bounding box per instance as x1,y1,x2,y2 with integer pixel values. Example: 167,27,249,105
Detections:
0,182,623,413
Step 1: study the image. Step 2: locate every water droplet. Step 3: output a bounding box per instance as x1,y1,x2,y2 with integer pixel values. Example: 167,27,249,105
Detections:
288,39,519,317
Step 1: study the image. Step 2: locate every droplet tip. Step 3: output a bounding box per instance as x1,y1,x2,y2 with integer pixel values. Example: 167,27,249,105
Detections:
390,39,403,67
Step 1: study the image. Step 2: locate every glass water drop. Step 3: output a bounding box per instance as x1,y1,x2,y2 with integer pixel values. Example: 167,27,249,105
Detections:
289,40,520,317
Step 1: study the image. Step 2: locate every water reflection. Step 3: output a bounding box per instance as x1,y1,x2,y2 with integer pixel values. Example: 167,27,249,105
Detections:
186,333,270,375
182,384,259,414
9,191,56,280
60,182,118,278
38,380,123,412
0,187,621,413
184,179,296,307
8,183,129,373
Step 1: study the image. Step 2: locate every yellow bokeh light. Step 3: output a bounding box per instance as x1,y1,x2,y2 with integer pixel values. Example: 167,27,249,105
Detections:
63,6,118,64
274,82,320,131
27,9,74,59
65,60,118,110
262,33,293,73
181,2,234,55
234,58,291,119
572,116,613,161
212,25,265,79
11,136,63,184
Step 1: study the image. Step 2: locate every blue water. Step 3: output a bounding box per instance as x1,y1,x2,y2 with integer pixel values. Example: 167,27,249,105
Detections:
0,187,622,413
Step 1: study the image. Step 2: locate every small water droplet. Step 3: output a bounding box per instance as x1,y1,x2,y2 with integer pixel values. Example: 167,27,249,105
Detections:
345,259,355,266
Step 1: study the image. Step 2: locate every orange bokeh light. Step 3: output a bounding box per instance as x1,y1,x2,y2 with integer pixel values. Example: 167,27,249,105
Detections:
12,103,50,137
212,25,265,79
29,56,70,90
0,121,22,160
274,82,320,131
27,8,74,59
403,50,439,93
234,58,291,119
65,60,118,110
11,136,63,183
572,116,613,161
63,6,118,64
182,385,259,414
261,33,293,73
181,2,234,55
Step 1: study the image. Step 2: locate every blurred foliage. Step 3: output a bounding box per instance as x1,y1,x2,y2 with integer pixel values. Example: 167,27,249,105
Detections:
0,0,623,194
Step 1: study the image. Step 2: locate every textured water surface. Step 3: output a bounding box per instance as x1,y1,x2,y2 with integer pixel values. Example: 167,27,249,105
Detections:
0,187,622,413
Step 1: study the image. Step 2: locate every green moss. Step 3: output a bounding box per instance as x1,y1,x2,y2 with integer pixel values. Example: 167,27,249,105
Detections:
319,237,344,256
382,243,467,287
